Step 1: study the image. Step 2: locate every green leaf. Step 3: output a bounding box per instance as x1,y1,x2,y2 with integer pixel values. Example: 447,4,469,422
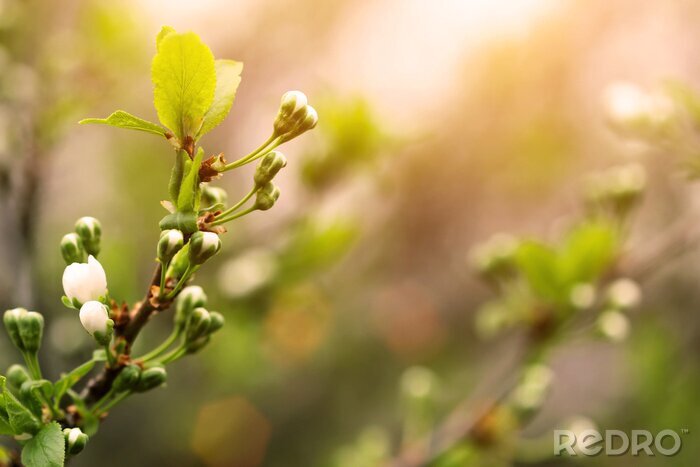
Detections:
21,422,65,467
515,241,564,303
198,59,243,137
151,29,216,140
176,147,204,213
53,360,96,402
0,415,12,435
79,110,167,137
559,221,619,284
0,376,6,412
3,385,40,435
168,150,188,204
159,211,198,234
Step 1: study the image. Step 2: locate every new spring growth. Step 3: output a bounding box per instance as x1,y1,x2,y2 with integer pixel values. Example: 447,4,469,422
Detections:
135,366,167,392
75,216,102,257
186,307,211,343
175,286,207,331
112,364,142,393
201,185,228,210
6,364,30,389
185,311,224,354
273,91,318,142
79,301,114,345
254,151,287,187
62,255,108,306
3,308,44,354
254,182,281,211
158,229,184,265
61,233,86,265
189,231,222,265
64,428,89,455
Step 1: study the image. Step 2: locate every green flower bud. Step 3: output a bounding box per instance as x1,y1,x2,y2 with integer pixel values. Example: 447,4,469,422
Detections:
207,311,225,335
6,364,30,389
74,217,102,257
254,151,287,187
185,335,211,354
3,308,25,351
279,105,318,143
112,364,142,393
63,427,89,455
60,233,86,265
188,232,221,266
186,307,211,342
254,182,280,211
274,90,308,135
135,366,167,392
166,244,191,282
19,311,44,354
157,229,184,265
201,185,228,209
175,286,207,330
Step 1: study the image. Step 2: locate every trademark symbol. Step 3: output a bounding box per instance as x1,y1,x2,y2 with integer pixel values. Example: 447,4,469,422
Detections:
681,429,689,435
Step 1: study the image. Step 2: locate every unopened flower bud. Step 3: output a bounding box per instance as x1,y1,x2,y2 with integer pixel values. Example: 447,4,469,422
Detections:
175,286,207,330
254,151,287,187
254,182,280,211
135,366,167,392
6,364,30,389
185,335,211,354
279,105,318,142
157,229,184,265
3,308,25,351
112,364,142,393
79,301,113,345
18,311,44,354
201,185,228,209
188,232,221,265
186,307,211,342
207,311,225,335
61,233,85,265
273,91,307,133
63,427,89,455
74,217,102,257
597,310,630,343
62,255,108,306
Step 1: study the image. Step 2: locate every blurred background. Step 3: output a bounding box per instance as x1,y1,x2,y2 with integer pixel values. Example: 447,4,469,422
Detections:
2,0,700,465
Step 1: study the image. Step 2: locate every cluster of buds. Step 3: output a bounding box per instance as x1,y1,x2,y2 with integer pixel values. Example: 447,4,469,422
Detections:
603,81,676,139
60,217,102,264
273,90,318,143
112,364,168,394
470,233,519,284
594,278,641,343
173,286,224,355
3,308,44,356
584,163,646,219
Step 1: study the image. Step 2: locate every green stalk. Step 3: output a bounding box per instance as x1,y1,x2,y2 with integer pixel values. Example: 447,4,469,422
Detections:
23,353,42,380
221,135,280,172
214,186,257,220
137,329,182,362
165,265,193,301
210,206,257,226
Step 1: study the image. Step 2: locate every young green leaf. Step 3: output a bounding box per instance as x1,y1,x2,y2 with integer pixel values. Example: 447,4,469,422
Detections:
176,147,204,213
79,110,167,137
151,29,216,140
3,385,41,435
198,59,243,137
21,422,65,467
156,26,176,51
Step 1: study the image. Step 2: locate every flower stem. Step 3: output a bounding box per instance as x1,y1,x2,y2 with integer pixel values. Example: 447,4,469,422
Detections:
94,391,131,417
214,186,257,220
23,352,42,380
137,329,182,362
157,345,188,365
210,206,257,226
165,265,193,301
104,342,117,368
157,259,169,299
221,135,280,172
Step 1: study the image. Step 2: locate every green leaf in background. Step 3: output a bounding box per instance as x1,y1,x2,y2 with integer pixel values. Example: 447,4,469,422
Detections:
198,59,243,137
156,25,176,51
176,147,204,213
151,28,216,140
515,241,562,303
0,375,6,412
79,110,167,137
21,422,65,467
53,360,96,402
559,221,619,284
3,385,40,435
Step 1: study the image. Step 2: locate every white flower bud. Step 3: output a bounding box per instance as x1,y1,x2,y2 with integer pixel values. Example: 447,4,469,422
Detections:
157,229,184,264
274,91,311,135
279,90,307,116
62,255,108,305
79,301,110,336
188,232,222,265
279,105,318,142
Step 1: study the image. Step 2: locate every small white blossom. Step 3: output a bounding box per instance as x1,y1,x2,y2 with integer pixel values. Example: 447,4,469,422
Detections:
79,301,110,336
62,255,107,304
